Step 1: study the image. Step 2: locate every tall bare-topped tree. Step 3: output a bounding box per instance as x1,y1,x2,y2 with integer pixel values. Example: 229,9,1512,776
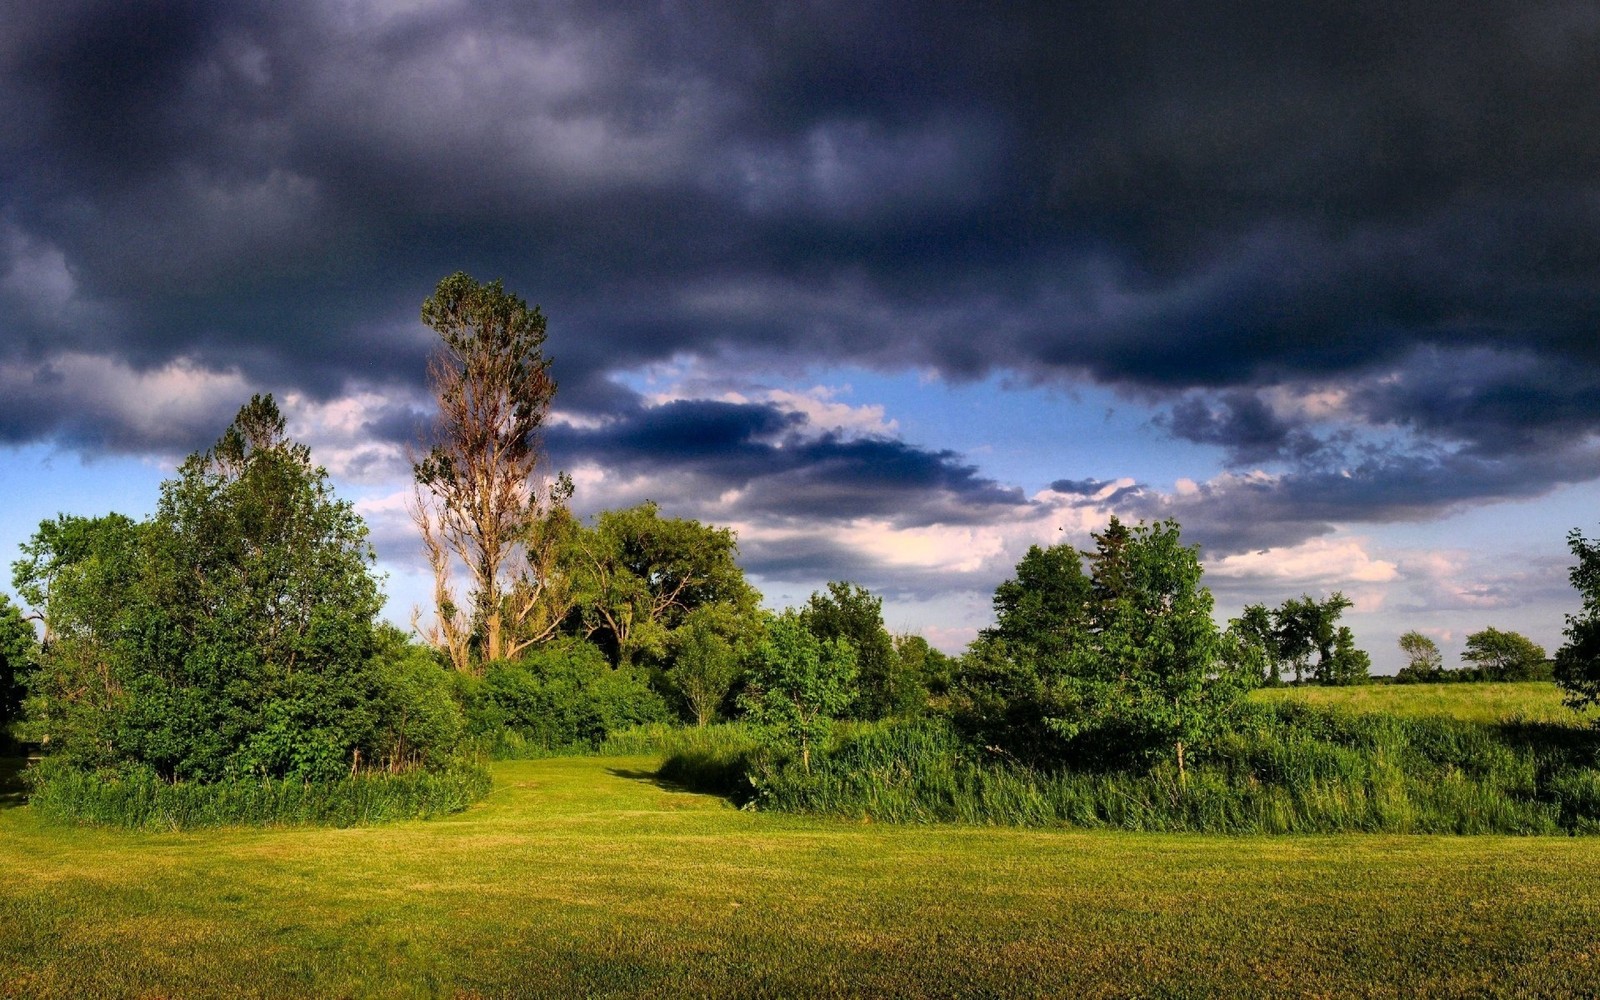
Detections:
410,272,573,671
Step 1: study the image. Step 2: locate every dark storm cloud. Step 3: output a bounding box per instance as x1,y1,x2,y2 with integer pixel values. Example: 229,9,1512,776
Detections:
547,397,1029,526
2,0,1598,528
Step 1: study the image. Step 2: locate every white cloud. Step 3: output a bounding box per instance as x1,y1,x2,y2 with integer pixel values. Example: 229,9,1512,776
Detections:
1205,536,1399,585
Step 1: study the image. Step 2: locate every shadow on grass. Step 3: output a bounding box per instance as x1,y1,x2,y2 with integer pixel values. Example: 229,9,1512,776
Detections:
604,767,700,795
0,757,28,809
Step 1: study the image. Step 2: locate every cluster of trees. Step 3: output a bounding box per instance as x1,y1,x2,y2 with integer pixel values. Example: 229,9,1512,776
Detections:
3,397,461,780
1395,627,1552,684
1229,593,1369,686
0,274,953,782
10,269,1600,798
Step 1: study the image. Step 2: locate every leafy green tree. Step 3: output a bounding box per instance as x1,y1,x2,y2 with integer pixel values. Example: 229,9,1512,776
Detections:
1323,626,1372,685
1273,593,1360,685
1060,519,1251,781
960,520,1253,779
412,271,569,671
739,611,857,773
892,632,955,700
571,502,757,669
0,594,37,743
986,542,1095,663
668,603,760,726
1396,630,1444,683
955,541,1094,762
1232,604,1280,685
17,396,446,782
802,581,915,719
11,513,148,762
1462,627,1547,682
1557,527,1600,713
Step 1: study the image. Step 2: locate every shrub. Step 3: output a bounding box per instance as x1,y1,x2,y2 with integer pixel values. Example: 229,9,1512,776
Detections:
461,638,670,756
25,756,491,830
664,705,1600,834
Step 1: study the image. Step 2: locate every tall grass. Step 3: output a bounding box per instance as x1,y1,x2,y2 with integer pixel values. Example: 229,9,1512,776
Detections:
1252,680,1588,725
662,704,1600,834
26,758,492,830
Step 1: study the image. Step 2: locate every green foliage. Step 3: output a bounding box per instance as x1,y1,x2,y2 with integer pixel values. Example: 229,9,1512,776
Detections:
666,604,758,725
15,397,459,783
25,755,490,830
739,610,857,772
461,638,670,755
1230,603,1279,685
1463,627,1549,682
570,501,757,669
1558,526,1600,714
1272,592,1368,684
958,518,1254,776
0,593,36,743
891,632,954,700
671,704,1600,834
1396,630,1445,683
955,542,1095,763
801,581,915,719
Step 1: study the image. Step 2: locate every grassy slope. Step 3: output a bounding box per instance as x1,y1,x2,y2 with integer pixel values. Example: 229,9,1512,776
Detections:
3,756,1600,998
1251,680,1587,724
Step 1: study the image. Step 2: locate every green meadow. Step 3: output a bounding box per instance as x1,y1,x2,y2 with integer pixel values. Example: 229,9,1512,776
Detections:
4,750,1600,998
1253,679,1586,724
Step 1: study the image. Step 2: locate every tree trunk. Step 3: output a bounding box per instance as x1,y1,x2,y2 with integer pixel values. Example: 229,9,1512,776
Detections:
1176,740,1186,788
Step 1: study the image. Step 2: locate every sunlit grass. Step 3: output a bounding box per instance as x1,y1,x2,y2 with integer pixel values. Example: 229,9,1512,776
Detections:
1251,680,1587,724
3,755,1600,997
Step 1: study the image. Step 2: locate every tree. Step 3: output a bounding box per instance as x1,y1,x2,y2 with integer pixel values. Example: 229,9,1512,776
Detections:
959,519,1253,780
892,632,955,701
1061,519,1251,782
1323,626,1372,685
16,396,439,782
739,611,856,773
411,271,571,672
985,541,1095,662
0,594,37,743
802,581,911,719
669,604,757,726
570,502,757,670
1396,630,1444,683
955,541,1094,763
1228,601,1280,684
1556,527,1600,713
1462,627,1547,682
11,513,149,763
1272,593,1359,685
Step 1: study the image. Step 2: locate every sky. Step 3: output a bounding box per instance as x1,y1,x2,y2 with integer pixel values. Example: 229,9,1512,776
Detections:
2,1,1599,671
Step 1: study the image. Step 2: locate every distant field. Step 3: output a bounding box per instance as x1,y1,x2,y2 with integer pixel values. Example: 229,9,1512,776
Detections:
1251,680,1589,725
3,755,1600,997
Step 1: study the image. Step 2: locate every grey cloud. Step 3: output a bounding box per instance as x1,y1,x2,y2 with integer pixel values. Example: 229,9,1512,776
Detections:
0,0,1596,531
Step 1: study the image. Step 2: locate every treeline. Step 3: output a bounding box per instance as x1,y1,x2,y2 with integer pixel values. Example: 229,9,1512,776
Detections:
1393,627,1553,684
6,271,1600,835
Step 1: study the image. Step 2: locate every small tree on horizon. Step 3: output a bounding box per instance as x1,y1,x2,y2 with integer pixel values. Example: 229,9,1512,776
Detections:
1396,630,1444,683
1462,627,1547,682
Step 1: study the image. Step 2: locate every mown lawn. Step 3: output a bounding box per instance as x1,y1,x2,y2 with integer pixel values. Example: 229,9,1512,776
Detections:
3,756,1600,997
1251,679,1588,724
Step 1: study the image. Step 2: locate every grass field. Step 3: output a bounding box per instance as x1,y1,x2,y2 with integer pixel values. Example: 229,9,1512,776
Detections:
1251,679,1587,724
4,755,1600,997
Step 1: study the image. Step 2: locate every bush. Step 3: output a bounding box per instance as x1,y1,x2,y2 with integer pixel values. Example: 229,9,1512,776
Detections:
461,638,670,756
25,756,491,830
663,705,1600,834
